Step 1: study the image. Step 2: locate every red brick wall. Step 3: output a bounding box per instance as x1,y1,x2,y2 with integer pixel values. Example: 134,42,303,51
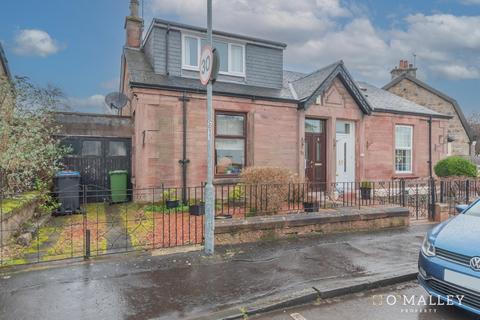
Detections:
364,113,448,180
127,87,299,189
121,68,449,189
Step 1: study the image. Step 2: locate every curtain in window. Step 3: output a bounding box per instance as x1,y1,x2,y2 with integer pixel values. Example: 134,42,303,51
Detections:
185,37,198,67
230,45,243,73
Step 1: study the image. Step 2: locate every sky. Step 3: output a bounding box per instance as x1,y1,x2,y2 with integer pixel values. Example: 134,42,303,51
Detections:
0,0,479,115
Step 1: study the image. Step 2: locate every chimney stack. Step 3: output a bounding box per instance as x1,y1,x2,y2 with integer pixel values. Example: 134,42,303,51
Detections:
125,0,143,48
390,59,417,80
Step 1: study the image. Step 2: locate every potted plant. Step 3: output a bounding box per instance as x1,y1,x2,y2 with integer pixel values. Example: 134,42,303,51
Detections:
228,185,244,207
164,189,179,209
189,201,205,216
360,181,373,200
303,200,319,212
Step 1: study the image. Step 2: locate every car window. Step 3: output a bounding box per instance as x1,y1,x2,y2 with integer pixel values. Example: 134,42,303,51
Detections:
466,201,480,217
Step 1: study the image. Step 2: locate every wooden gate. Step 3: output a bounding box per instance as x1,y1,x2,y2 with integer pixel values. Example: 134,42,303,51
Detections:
61,137,132,199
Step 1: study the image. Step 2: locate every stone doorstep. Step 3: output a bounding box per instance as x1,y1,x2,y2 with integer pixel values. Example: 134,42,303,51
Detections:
214,207,410,234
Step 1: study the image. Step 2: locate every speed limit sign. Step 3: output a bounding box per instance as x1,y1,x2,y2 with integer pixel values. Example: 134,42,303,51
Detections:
199,45,220,85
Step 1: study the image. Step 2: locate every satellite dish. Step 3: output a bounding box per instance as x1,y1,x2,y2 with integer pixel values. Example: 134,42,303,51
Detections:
105,92,129,110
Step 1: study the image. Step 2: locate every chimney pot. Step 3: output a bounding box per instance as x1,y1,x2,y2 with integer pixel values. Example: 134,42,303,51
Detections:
130,0,140,18
125,0,143,48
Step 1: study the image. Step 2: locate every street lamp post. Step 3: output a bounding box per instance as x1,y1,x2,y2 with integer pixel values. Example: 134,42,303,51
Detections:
204,0,215,255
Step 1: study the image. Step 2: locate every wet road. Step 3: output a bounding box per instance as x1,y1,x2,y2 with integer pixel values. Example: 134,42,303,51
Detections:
252,281,478,320
0,225,431,320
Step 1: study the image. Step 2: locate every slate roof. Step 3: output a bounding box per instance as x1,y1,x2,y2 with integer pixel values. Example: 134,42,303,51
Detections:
358,82,451,119
383,73,474,141
0,42,11,80
124,48,296,102
153,18,287,49
290,62,340,101
123,48,450,119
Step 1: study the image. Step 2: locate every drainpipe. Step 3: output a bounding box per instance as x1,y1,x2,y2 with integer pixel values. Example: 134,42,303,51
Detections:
428,116,433,179
428,116,435,219
178,92,190,203
165,24,170,75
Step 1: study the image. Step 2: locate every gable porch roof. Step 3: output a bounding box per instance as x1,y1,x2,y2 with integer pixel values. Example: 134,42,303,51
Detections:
290,61,373,114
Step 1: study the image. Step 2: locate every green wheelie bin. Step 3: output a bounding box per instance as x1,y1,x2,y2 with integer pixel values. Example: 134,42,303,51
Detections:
109,170,128,203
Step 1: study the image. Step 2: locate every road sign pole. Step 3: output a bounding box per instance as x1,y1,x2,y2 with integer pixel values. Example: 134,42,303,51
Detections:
204,0,215,255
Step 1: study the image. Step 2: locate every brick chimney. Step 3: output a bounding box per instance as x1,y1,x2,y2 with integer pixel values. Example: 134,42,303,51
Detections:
125,0,143,48
390,59,417,80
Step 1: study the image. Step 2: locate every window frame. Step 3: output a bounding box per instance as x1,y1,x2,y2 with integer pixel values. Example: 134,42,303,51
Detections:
181,34,201,70
181,32,246,77
214,111,247,177
81,140,102,157
394,125,414,174
227,43,246,77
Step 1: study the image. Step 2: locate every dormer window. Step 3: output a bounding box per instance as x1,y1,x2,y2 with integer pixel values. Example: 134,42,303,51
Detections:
183,35,200,69
182,33,245,77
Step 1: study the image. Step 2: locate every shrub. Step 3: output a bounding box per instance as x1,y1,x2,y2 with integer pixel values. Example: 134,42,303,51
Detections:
239,167,301,214
0,76,69,194
434,156,478,178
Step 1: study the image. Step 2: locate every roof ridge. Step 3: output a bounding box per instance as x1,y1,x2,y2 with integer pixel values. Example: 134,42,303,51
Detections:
291,60,343,83
152,18,287,48
383,73,474,142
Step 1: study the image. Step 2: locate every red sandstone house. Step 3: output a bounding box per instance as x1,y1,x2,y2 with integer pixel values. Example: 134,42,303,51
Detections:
120,1,452,191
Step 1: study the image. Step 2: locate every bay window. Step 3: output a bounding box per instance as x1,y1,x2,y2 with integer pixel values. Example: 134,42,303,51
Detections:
395,125,413,173
215,113,246,175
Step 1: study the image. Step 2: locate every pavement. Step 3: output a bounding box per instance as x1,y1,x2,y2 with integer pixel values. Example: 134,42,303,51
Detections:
251,281,478,320
0,223,433,320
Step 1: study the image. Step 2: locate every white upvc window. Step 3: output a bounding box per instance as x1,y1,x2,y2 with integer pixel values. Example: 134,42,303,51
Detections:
228,43,245,76
182,34,201,70
182,33,245,77
395,125,413,173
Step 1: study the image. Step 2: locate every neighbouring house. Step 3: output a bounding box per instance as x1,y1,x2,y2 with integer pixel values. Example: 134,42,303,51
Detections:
384,60,476,157
119,0,451,191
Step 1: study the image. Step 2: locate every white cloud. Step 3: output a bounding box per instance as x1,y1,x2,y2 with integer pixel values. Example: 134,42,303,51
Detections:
13,29,61,57
430,64,480,80
62,94,114,114
146,1,480,82
148,0,349,45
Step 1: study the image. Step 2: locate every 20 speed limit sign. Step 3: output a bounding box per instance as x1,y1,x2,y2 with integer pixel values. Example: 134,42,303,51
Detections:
199,45,219,85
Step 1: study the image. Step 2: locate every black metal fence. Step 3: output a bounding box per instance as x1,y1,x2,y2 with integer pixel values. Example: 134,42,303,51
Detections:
438,179,480,214
1,178,478,267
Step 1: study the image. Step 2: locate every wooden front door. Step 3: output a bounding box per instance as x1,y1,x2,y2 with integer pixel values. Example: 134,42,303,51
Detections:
305,119,326,188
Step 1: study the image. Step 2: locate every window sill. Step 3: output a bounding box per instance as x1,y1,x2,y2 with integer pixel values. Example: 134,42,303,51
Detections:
392,174,419,180
182,65,199,71
213,177,240,185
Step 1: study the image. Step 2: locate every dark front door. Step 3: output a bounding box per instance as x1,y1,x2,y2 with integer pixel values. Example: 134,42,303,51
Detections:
305,119,326,188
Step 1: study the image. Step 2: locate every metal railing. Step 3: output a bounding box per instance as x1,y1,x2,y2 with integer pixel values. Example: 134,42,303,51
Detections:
1,178,478,267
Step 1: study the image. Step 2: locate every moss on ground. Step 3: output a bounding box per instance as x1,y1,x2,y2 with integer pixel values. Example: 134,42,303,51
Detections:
0,192,39,217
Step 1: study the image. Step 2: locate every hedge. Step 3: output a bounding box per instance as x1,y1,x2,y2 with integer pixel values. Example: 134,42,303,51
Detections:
434,156,478,178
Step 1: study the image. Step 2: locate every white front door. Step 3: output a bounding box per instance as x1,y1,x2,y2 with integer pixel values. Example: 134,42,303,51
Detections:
336,121,355,183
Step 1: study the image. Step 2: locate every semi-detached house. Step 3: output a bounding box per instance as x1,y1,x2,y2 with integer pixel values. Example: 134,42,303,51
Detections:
120,0,451,191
